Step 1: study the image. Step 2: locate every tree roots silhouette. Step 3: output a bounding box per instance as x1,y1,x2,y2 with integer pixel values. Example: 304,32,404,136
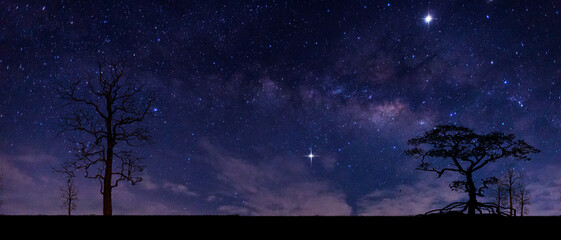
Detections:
424,201,515,216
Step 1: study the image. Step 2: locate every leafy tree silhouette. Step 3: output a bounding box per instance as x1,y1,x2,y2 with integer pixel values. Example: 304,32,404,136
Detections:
405,125,539,215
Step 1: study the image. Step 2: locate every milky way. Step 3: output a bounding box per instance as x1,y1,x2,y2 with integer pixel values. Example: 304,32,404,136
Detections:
1,0,561,215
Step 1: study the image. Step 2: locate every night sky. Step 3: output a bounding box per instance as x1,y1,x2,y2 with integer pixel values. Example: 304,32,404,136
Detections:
1,0,561,215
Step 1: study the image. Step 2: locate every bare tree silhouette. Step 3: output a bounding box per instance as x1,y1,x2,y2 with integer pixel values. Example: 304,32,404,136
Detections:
502,168,522,216
489,174,508,215
60,180,78,215
405,125,539,215
55,58,154,215
516,182,530,216
490,169,530,216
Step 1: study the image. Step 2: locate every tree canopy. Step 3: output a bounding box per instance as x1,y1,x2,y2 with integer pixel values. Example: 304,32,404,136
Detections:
405,125,539,215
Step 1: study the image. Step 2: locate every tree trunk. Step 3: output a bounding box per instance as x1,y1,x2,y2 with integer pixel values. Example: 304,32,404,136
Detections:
103,95,114,216
496,187,502,215
68,198,72,216
466,172,477,215
508,187,513,216
103,144,113,216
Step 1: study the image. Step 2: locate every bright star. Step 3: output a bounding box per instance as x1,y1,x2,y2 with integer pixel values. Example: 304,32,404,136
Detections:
306,147,318,166
424,14,433,23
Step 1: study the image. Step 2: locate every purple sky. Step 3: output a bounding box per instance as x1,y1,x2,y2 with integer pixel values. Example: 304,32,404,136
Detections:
1,0,561,215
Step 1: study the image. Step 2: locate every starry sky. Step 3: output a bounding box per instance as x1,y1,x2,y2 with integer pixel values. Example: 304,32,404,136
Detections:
1,0,561,216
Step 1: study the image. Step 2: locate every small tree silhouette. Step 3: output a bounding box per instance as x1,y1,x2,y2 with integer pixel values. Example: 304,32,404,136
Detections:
60,180,78,216
405,125,539,215
516,183,530,216
490,168,530,216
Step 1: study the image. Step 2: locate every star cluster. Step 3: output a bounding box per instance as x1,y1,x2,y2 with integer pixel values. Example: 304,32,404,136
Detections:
1,0,561,215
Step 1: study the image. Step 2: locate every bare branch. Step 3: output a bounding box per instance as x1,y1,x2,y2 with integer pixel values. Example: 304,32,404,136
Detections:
54,57,154,215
